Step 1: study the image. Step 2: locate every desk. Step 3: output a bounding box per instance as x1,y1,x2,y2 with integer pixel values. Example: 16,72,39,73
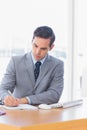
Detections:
0,98,87,130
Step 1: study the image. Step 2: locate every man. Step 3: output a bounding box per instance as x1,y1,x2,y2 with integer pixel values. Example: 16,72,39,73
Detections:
0,26,64,106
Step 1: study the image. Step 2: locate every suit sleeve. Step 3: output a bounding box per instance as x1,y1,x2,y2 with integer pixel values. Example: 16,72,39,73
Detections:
0,58,16,100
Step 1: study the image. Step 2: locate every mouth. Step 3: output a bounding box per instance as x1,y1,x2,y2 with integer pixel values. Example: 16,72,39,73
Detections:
35,55,41,60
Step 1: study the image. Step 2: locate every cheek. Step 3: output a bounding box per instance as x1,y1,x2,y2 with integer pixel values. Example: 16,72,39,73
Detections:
41,50,48,56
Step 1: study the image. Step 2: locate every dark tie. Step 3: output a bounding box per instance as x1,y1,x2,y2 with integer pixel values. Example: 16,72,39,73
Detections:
34,61,41,81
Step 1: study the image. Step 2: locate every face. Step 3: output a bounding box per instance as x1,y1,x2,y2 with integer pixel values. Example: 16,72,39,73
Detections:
32,37,54,61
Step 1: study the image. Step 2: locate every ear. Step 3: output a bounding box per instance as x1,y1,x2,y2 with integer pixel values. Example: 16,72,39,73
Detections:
49,44,54,51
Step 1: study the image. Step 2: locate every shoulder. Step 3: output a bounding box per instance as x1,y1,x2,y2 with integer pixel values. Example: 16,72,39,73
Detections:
10,52,31,65
47,55,64,66
12,52,30,61
46,55,64,75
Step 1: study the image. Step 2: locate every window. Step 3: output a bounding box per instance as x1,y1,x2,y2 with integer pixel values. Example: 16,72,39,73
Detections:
0,0,74,101
73,0,87,98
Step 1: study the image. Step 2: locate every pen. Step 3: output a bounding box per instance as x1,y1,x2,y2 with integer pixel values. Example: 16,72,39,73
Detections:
8,91,19,105
8,91,13,96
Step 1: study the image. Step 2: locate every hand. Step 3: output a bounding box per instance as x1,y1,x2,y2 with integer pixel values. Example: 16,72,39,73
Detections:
4,95,19,107
18,98,29,104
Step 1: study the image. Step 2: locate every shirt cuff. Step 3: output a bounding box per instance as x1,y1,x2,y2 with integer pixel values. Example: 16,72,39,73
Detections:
26,97,31,104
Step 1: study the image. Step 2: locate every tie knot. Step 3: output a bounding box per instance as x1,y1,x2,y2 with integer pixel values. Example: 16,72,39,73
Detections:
35,61,41,68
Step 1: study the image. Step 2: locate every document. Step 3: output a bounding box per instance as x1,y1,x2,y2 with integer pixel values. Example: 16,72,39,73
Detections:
2,104,38,110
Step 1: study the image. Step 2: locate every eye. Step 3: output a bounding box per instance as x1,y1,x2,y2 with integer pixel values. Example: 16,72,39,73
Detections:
41,48,47,50
34,43,38,48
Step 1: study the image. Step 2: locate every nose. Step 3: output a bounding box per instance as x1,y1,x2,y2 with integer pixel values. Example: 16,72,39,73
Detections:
36,48,41,55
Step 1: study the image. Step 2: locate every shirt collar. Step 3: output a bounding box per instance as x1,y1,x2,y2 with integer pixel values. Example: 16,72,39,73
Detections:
31,52,47,65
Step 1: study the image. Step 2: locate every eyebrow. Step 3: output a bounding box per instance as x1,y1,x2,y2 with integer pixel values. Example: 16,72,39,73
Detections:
34,43,48,50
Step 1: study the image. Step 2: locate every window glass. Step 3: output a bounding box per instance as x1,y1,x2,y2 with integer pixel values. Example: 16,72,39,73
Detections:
0,0,72,101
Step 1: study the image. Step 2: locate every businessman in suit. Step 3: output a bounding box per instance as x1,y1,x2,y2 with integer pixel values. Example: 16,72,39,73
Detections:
0,26,64,106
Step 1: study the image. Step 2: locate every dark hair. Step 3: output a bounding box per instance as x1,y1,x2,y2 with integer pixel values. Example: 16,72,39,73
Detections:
32,26,55,46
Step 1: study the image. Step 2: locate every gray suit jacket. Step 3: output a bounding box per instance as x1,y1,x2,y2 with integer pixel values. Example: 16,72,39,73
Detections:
0,52,64,105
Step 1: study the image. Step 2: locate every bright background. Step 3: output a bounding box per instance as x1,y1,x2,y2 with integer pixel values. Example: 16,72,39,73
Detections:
0,0,87,102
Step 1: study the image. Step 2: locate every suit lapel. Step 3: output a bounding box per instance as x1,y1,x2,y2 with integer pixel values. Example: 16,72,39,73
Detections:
34,55,51,88
25,53,35,85
24,53,52,88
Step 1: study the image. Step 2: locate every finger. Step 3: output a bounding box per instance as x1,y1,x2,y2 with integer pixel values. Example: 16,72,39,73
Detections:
4,96,19,106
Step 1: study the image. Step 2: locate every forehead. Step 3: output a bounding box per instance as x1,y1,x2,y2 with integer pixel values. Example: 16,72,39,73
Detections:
32,37,51,47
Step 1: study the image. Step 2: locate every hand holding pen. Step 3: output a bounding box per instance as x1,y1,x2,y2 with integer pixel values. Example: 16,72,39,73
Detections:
4,91,19,107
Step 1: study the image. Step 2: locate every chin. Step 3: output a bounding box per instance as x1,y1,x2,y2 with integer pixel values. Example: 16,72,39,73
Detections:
36,58,41,61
